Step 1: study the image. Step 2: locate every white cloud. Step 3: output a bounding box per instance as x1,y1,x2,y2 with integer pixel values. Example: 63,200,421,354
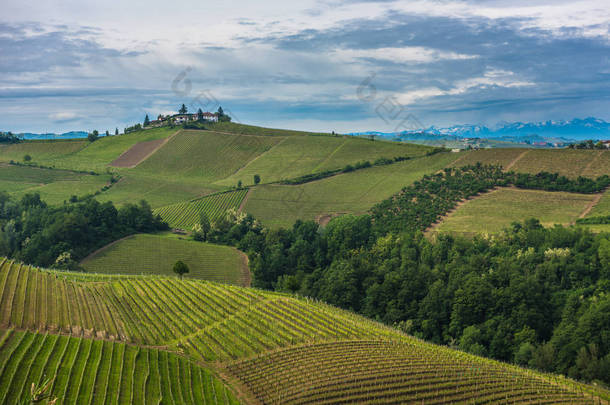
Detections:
397,69,535,105
49,111,78,122
333,47,478,64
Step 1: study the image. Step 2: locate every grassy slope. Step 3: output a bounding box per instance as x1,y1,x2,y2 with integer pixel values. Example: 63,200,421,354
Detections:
216,136,430,186
0,140,87,166
434,188,595,235
0,259,606,404
80,233,249,286
0,164,111,205
134,130,282,183
243,152,460,228
48,127,177,172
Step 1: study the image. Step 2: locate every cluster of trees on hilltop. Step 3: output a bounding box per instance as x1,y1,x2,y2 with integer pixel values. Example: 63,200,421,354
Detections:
0,131,21,144
0,192,167,269
568,140,609,149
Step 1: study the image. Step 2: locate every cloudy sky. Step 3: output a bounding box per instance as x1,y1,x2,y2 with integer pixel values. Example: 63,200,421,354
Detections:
1,0,610,133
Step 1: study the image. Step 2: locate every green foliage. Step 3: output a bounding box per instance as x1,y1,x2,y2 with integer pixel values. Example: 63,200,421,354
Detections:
143,114,150,126
179,104,187,114
0,192,168,267
172,260,189,278
87,131,99,142
23,154,31,162
253,174,261,185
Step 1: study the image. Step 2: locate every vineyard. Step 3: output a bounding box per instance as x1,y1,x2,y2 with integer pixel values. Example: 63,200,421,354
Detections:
0,257,608,404
154,189,248,229
0,328,238,405
134,130,282,183
227,340,599,404
216,135,431,187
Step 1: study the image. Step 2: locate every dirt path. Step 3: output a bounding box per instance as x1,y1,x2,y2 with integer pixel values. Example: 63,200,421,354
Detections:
79,234,136,264
110,129,181,168
238,188,252,213
578,191,605,219
504,150,530,171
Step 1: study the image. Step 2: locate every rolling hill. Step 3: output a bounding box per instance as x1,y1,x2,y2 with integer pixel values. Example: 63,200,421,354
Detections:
79,233,250,286
0,258,607,404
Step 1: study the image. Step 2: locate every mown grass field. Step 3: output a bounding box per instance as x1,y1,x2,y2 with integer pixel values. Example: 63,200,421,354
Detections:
80,233,249,286
154,189,247,229
216,136,431,186
243,153,460,228
0,258,606,404
433,188,595,234
0,164,111,205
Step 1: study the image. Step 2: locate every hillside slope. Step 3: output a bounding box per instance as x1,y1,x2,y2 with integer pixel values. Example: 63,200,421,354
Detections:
0,258,606,404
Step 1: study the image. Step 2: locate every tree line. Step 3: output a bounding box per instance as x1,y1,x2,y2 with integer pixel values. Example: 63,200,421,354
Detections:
0,192,167,269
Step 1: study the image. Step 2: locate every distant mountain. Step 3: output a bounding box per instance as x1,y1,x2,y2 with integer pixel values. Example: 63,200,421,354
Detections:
350,117,610,146
16,131,89,140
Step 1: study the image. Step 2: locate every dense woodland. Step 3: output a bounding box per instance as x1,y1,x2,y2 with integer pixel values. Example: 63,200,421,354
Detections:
195,165,610,385
0,192,167,269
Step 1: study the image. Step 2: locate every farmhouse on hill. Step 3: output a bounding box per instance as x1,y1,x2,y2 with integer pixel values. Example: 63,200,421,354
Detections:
147,111,219,127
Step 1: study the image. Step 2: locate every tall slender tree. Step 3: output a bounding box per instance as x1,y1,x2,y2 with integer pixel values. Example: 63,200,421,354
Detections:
179,104,188,114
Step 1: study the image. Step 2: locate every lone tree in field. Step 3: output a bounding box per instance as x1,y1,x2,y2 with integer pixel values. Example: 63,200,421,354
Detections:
144,114,150,126
173,260,189,279
254,174,261,185
179,104,188,114
23,154,31,162
115,128,119,135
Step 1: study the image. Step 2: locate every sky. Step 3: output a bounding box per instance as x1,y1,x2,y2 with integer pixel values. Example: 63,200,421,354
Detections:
1,0,609,133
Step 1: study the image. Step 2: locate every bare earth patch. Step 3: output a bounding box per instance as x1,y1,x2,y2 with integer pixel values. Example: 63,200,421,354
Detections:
110,138,167,167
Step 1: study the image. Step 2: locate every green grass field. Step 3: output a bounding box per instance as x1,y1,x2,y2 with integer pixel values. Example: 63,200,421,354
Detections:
154,189,248,229
243,153,460,228
433,188,595,235
0,164,111,205
0,140,87,166
80,233,249,286
0,258,605,404
217,136,430,186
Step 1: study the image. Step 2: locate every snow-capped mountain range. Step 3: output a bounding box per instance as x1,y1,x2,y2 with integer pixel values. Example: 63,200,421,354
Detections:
351,117,610,144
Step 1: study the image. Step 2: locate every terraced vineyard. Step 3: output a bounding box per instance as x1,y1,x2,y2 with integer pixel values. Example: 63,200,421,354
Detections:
0,257,608,404
0,328,238,405
154,189,248,229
